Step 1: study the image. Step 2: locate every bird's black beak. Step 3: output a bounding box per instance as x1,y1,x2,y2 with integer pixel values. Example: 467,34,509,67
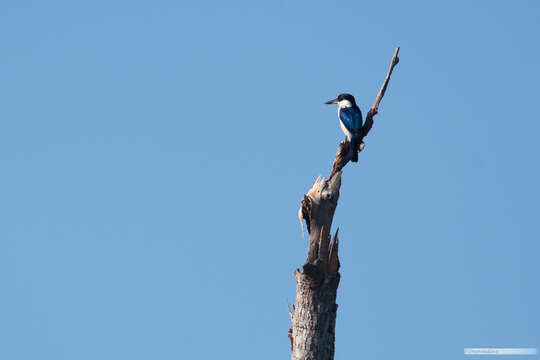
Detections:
325,98,338,104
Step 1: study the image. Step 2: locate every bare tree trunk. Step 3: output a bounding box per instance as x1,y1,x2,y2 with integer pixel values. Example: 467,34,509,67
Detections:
289,47,400,360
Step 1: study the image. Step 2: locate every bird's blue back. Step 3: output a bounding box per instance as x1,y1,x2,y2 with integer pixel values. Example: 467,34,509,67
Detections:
339,106,363,133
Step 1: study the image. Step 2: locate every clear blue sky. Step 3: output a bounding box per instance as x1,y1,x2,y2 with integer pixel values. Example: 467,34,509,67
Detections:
1,1,539,359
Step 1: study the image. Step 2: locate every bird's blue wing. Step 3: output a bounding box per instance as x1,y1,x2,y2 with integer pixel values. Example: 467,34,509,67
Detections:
339,107,363,132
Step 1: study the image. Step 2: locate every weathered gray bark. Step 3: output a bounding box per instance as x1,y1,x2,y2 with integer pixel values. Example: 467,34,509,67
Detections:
290,47,400,360
292,173,342,360
291,265,340,360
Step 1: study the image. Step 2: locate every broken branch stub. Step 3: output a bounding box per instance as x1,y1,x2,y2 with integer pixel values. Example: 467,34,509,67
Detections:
299,173,342,266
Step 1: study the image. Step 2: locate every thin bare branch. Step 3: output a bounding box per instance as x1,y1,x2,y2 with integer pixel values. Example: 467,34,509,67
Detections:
362,46,400,138
372,46,400,115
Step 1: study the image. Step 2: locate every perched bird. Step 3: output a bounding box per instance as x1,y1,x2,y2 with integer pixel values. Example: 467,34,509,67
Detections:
325,93,363,162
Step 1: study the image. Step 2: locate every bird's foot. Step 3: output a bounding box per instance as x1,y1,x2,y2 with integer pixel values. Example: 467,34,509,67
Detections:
359,142,365,152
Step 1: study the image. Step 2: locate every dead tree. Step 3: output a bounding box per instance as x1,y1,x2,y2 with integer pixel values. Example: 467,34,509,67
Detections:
290,47,400,360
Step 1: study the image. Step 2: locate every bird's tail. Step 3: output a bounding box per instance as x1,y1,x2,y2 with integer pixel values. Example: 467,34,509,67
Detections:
351,135,359,162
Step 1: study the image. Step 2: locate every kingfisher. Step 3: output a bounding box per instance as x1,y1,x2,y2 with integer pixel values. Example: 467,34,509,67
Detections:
325,93,363,162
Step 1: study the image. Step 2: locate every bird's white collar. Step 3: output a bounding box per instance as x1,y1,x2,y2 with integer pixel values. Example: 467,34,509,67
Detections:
338,99,353,109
